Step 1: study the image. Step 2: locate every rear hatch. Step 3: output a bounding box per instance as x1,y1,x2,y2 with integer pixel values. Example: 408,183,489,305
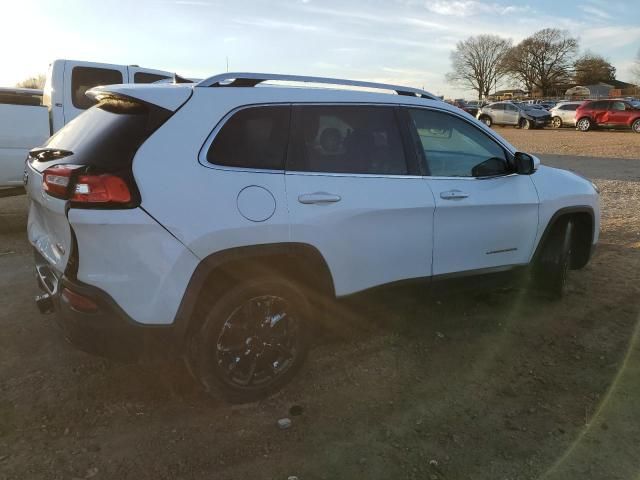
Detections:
26,84,191,276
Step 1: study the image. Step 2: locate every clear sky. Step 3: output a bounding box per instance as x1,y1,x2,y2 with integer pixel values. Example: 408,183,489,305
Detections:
2,0,639,98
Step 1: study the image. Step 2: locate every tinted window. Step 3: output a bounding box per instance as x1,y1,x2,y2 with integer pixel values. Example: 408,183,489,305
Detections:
207,106,290,170
589,101,609,110
611,101,626,111
41,99,170,171
408,108,508,177
505,104,518,111
134,72,170,84
561,104,579,111
71,67,123,110
288,106,407,175
490,104,505,111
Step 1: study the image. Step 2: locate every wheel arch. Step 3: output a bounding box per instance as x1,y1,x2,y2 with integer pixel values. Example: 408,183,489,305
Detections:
172,242,336,344
532,206,595,269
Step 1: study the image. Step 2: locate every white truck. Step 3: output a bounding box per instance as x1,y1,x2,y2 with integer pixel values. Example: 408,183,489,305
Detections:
0,59,175,189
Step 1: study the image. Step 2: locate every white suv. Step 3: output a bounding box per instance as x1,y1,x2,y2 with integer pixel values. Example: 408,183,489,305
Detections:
26,73,600,402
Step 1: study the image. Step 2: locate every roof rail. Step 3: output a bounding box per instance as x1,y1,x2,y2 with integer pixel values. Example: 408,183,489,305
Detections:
195,72,437,99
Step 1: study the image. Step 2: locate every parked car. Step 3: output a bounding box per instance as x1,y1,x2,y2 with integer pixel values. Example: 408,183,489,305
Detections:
549,101,583,128
25,73,600,402
452,99,479,117
477,101,551,129
575,99,640,133
0,59,176,187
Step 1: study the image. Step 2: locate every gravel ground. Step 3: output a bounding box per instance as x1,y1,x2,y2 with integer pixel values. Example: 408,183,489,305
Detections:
2,134,640,479
497,127,640,159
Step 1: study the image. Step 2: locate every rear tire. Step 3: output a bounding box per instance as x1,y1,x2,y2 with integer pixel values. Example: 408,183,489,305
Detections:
189,276,311,403
551,116,562,128
533,220,573,299
632,119,640,134
576,117,591,132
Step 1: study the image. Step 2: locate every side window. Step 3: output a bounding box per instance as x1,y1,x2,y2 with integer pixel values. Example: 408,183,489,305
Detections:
491,104,505,111
134,72,170,84
564,104,579,111
590,101,608,110
505,104,517,112
288,105,408,175
71,67,123,110
611,101,626,111
207,106,290,170
407,108,509,177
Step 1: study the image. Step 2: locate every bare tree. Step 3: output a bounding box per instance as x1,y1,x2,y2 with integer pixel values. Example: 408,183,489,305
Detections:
446,35,512,100
632,49,640,85
16,74,46,89
502,28,578,96
573,53,616,85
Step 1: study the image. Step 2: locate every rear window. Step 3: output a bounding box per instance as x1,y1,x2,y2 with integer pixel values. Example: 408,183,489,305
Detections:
40,98,170,171
0,91,42,106
71,67,123,110
134,72,170,84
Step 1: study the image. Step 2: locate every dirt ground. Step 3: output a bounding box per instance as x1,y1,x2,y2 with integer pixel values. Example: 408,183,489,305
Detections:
498,126,640,159
2,129,640,480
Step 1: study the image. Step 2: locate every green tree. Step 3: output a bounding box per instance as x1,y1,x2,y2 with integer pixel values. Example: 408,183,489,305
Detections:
573,53,616,85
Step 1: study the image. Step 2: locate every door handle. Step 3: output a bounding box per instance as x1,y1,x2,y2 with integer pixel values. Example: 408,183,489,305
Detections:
298,192,342,205
440,190,469,200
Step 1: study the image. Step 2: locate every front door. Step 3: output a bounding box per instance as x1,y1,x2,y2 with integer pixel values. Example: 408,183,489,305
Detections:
285,104,435,296
608,101,631,126
405,107,539,276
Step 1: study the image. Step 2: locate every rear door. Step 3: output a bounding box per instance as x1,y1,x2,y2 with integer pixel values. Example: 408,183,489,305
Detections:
63,61,126,124
489,103,505,124
503,103,519,125
406,107,539,276
591,101,610,125
284,104,435,296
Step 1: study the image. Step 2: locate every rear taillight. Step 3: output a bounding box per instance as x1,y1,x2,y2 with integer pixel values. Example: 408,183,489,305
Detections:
72,174,131,204
42,165,133,206
42,165,80,199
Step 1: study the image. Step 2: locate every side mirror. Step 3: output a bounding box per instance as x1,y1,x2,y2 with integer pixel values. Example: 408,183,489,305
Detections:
471,157,509,177
514,152,536,175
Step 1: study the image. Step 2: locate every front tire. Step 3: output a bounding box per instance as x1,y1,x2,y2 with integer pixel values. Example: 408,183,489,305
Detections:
551,116,562,128
534,220,573,299
480,116,492,127
632,119,640,134
576,117,591,132
519,118,532,130
190,276,311,403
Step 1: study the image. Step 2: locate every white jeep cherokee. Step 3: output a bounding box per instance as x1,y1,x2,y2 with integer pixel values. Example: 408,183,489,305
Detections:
26,73,600,402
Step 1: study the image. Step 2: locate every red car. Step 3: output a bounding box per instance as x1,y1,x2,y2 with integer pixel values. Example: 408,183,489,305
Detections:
575,99,640,133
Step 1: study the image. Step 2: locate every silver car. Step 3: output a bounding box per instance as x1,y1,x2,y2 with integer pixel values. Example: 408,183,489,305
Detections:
549,101,583,128
476,101,551,129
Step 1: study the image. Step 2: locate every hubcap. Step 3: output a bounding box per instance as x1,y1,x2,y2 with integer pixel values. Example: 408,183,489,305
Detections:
552,118,561,128
215,295,300,388
578,119,589,131
633,121,640,133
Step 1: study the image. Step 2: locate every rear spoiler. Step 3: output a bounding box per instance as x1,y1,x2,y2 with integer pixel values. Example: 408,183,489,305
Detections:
86,84,193,112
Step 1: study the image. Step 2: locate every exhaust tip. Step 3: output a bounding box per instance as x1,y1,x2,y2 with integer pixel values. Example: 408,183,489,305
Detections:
35,293,54,314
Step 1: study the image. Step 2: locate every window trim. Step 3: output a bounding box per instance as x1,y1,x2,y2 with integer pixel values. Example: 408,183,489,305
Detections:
198,102,424,179
404,105,516,180
70,66,124,110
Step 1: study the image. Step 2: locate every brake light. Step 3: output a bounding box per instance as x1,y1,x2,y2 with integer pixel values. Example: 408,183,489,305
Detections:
42,165,79,198
42,165,132,205
72,174,131,204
